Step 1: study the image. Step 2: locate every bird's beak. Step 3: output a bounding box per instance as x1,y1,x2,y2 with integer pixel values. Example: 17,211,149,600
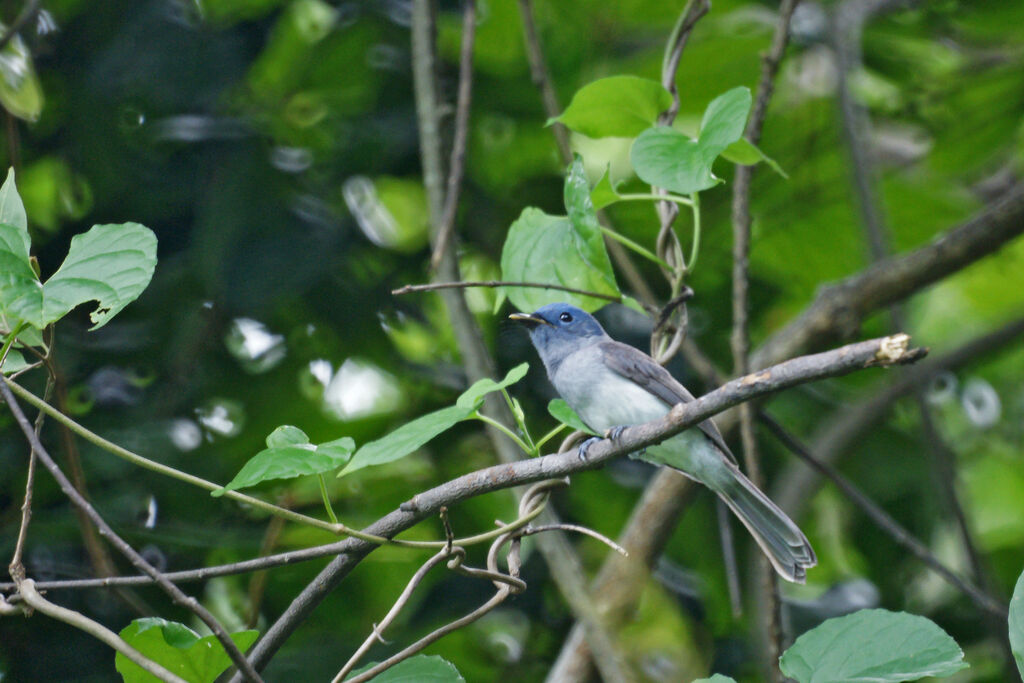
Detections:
508,312,550,327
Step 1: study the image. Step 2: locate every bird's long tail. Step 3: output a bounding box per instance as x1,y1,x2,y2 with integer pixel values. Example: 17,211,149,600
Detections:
715,467,817,584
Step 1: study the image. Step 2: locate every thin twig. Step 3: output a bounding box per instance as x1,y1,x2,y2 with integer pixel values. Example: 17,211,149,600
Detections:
0,0,41,54
758,413,1007,618
730,1,800,674
0,382,265,683
8,376,51,584
18,579,188,683
430,0,477,270
393,280,628,305
517,0,571,163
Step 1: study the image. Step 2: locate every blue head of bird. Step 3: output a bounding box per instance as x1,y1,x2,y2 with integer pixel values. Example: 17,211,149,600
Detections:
509,303,608,373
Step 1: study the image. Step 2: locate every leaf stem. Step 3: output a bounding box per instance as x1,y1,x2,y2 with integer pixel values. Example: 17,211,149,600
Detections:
0,322,27,368
474,412,533,454
687,192,701,273
599,226,672,270
614,192,693,207
318,474,338,525
534,423,567,452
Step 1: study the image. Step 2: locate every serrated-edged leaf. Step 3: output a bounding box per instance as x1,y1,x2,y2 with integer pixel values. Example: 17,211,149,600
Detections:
1010,567,1024,678
215,431,355,495
347,654,465,682
266,425,310,448
116,617,259,683
721,139,788,178
456,362,529,409
779,608,968,683
339,404,474,477
590,167,622,210
500,206,619,312
631,127,717,195
552,76,672,138
548,399,596,435
698,86,751,159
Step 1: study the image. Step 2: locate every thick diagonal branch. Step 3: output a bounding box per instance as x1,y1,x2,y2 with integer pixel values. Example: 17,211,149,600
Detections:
232,334,922,673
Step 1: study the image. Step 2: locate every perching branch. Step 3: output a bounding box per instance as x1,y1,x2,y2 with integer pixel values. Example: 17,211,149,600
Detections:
0,382,265,683
231,334,924,675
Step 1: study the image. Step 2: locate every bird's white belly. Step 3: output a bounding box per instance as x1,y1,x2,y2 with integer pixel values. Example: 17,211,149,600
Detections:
553,360,669,433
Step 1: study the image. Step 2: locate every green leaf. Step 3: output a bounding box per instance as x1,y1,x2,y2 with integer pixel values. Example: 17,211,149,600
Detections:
779,609,968,683
630,87,753,195
631,128,715,195
500,159,619,313
214,427,355,495
590,167,622,210
1,222,158,331
115,617,259,683
698,86,751,156
551,76,672,138
547,399,596,435
347,654,465,682
0,168,27,232
1010,567,1024,678
339,404,475,477
721,138,788,178
0,348,31,374
456,362,529,409
266,425,310,448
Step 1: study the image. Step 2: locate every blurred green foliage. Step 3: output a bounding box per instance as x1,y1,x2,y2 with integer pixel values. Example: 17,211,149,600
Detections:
0,1,1023,681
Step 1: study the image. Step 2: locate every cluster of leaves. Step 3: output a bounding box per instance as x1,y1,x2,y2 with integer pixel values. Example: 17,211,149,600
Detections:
500,76,782,315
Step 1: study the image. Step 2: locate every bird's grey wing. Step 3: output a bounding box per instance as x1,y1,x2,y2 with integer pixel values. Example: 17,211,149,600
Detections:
597,340,738,464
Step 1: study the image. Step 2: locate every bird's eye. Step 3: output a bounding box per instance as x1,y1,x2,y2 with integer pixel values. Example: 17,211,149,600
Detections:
559,312,573,323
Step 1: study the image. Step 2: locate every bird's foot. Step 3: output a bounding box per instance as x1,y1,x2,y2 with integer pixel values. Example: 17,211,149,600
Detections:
577,436,601,461
604,425,645,456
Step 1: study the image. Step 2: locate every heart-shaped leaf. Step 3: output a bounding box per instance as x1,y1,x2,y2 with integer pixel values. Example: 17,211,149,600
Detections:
630,87,753,195
551,76,672,138
116,617,259,683
501,159,619,312
779,608,968,682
